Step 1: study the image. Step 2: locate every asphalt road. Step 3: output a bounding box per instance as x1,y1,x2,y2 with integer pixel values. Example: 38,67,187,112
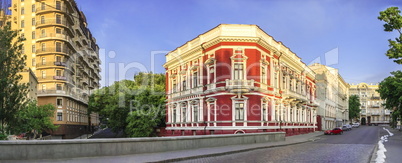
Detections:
178,125,382,163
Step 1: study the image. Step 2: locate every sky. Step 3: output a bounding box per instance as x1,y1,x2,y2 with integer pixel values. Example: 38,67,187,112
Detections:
75,0,402,87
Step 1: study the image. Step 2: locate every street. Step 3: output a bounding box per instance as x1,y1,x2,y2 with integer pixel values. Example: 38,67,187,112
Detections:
178,126,381,163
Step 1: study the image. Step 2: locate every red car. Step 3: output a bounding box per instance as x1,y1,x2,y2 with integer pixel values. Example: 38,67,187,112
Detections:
324,127,343,135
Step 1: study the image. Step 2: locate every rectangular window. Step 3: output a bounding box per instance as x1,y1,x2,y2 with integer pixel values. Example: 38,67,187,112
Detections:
57,112,62,121
56,28,62,34
57,99,63,107
56,84,62,90
41,57,46,65
182,107,186,122
193,72,198,88
41,29,45,37
21,20,24,28
182,80,186,91
172,80,177,93
42,84,46,92
41,43,46,51
32,58,35,66
173,109,176,123
32,18,35,26
21,7,24,15
56,42,62,52
56,1,61,10
21,46,24,54
32,4,35,12
261,66,266,84
32,45,35,53
234,63,244,80
235,103,244,120
41,2,46,10
41,70,46,79
32,31,35,39
56,70,62,76
41,16,45,24
56,56,62,62
193,106,198,122
56,15,61,24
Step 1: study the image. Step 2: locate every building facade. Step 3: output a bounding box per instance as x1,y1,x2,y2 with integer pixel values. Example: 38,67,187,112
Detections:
309,63,349,130
163,24,318,136
349,83,390,125
9,0,101,139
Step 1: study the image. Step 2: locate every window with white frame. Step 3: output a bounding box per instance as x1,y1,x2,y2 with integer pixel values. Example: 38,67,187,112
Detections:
57,98,63,107
193,105,198,122
182,78,186,91
172,79,176,93
182,106,187,122
261,66,267,84
235,103,244,121
233,63,244,80
193,71,198,88
173,109,176,123
57,112,62,121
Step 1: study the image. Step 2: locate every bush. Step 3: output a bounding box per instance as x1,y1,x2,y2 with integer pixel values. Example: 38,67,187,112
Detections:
0,133,7,140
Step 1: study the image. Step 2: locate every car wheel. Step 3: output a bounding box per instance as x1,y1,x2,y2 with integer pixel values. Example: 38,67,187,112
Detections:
340,132,343,135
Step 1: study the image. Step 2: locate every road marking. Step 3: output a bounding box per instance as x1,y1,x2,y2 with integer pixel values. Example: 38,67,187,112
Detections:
375,127,394,163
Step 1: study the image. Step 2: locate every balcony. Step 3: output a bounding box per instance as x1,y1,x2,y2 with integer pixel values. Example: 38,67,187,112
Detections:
53,76,67,80
36,19,71,29
371,105,380,108
225,79,254,93
281,89,308,102
36,47,69,55
36,6,68,14
36,61,67,68
37,33,74,46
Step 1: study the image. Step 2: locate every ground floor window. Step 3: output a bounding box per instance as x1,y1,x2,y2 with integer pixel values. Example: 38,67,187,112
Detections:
235,103,244,121
57,112,63,121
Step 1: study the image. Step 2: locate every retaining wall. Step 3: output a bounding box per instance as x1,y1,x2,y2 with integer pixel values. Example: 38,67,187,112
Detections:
0,132,285,160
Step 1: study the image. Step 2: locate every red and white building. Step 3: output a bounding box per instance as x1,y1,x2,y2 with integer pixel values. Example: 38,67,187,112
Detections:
163,24,318,136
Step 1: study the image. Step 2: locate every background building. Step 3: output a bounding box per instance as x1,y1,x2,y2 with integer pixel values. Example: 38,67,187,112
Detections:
163,24,318,136
349,83,390,125
9,0,101,139
309,63,349,130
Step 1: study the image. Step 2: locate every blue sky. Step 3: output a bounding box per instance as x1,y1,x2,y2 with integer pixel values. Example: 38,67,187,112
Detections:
75,0,402,87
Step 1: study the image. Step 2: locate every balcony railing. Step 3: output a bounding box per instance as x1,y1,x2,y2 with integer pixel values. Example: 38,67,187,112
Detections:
37,33,73,45
225,79,254,93
36,6,68,13
36,61,67,68
36,47,69,55
36,19,71,28
53,76,67,80
38,89,89,103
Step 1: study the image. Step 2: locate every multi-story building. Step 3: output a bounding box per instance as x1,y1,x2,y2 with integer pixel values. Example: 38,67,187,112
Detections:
309,63,349,130
349,83,390,125
18,68,39,101
163,24,318,136
9,0,101,139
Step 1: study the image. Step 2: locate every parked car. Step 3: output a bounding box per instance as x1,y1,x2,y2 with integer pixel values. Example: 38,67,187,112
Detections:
352,123,360,128
324,127,343,135
346,124,353,130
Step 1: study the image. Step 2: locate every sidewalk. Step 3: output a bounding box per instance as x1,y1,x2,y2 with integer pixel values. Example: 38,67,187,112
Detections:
26,131,323,163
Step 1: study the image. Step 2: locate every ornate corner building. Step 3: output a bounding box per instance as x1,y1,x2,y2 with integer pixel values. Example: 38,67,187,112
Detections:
9,0,101,139
349,83,390,125
163,24,319,136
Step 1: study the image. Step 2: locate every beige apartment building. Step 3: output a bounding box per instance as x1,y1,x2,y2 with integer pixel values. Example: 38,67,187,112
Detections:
9,0,101,139
309,63,349,130
349,83,390,125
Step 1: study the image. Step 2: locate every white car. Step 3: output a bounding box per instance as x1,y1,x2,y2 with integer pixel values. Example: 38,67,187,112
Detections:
352,123,360,128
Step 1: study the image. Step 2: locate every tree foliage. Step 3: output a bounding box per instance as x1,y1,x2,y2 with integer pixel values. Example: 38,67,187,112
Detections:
0,24,28,133
377,71,402,120
89,72,166,137
349,95,361,121
8,101,58,139
378,7,402,64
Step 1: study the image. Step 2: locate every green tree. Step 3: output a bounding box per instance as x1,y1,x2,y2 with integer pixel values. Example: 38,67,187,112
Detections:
88,72,166,137
377,71,402,126
349,95,361,122
378,7,402,64
0,24,28,133
8,101,58,139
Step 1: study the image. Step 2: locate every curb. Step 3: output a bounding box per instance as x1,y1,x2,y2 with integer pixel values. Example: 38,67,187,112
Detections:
151,137,321,163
